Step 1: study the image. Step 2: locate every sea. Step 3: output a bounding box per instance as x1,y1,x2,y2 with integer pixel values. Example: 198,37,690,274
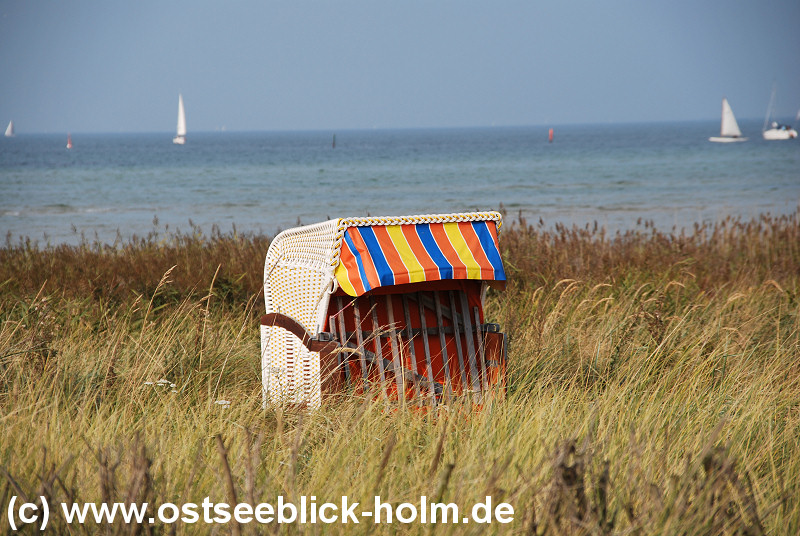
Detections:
1,120,798,246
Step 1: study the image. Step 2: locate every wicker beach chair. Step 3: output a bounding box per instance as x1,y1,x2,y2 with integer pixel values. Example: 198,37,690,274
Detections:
260,211,507,409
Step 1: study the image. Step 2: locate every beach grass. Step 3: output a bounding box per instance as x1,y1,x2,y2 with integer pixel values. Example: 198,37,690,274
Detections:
1,212,798,534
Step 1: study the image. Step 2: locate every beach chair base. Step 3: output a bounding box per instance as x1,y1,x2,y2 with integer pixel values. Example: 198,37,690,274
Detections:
261,280,506,407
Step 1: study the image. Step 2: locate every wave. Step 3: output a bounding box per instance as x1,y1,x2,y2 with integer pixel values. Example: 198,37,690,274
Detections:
22,204,117,215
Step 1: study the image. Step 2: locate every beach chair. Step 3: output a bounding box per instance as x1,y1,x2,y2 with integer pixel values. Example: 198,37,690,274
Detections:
260,212,507,409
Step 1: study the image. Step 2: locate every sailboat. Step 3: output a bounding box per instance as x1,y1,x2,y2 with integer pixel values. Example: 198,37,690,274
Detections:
762,85,798,140
173,94,186,145
709,98,747,143
66,133,72,149
4,120,14,137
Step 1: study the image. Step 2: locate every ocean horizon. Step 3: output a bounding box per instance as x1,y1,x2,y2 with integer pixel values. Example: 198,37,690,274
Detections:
2,119,798,246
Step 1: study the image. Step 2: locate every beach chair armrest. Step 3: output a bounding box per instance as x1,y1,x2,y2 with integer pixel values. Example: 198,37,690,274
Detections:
260,313,341,355
261,313,444,397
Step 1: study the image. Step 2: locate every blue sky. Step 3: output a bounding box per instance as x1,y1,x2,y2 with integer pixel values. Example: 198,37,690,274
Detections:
2,1,799,133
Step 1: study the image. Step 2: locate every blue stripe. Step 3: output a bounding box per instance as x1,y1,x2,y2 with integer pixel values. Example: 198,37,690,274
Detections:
472,221,506,280
357,227,395,286
343,231,372,292
415,224,452,280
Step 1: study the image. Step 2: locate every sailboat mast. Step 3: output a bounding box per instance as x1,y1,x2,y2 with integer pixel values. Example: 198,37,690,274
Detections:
721,98,726,136
763,84,777,132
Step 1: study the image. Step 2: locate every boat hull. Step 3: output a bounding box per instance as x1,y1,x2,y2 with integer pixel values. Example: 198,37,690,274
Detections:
173,136,186,145
763,128,797,140
709,136,747,143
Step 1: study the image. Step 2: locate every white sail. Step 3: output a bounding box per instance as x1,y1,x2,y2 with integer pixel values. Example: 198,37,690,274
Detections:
173,94,186,144
710,98,747,142
720,98,742,138
4,120,14,137
176,95,186,136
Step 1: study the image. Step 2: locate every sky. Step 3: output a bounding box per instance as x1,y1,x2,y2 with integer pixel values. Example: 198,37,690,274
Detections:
1,1,799,134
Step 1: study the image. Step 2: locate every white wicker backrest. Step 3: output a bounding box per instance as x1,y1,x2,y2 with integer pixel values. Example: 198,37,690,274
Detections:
261,219,339,409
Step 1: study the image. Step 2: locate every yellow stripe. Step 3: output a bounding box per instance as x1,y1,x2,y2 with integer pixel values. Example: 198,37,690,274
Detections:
386,225,427,283
334,262,359,296
443,222,482,280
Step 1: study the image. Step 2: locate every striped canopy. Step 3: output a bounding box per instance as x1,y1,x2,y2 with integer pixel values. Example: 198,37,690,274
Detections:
334,218,505,296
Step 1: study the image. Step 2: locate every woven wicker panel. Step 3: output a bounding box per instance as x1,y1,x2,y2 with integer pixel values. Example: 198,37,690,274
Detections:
262,220,339,409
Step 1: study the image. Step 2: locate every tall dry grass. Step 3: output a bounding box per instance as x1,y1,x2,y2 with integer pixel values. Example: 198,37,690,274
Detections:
1,212,798,534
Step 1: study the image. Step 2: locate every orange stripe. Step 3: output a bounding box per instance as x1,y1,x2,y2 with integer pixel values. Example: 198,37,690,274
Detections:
458,221,493,280
372,226,410,286
338,240,367,295
428,223,468,279
346,229,381,291
400,225,440,280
